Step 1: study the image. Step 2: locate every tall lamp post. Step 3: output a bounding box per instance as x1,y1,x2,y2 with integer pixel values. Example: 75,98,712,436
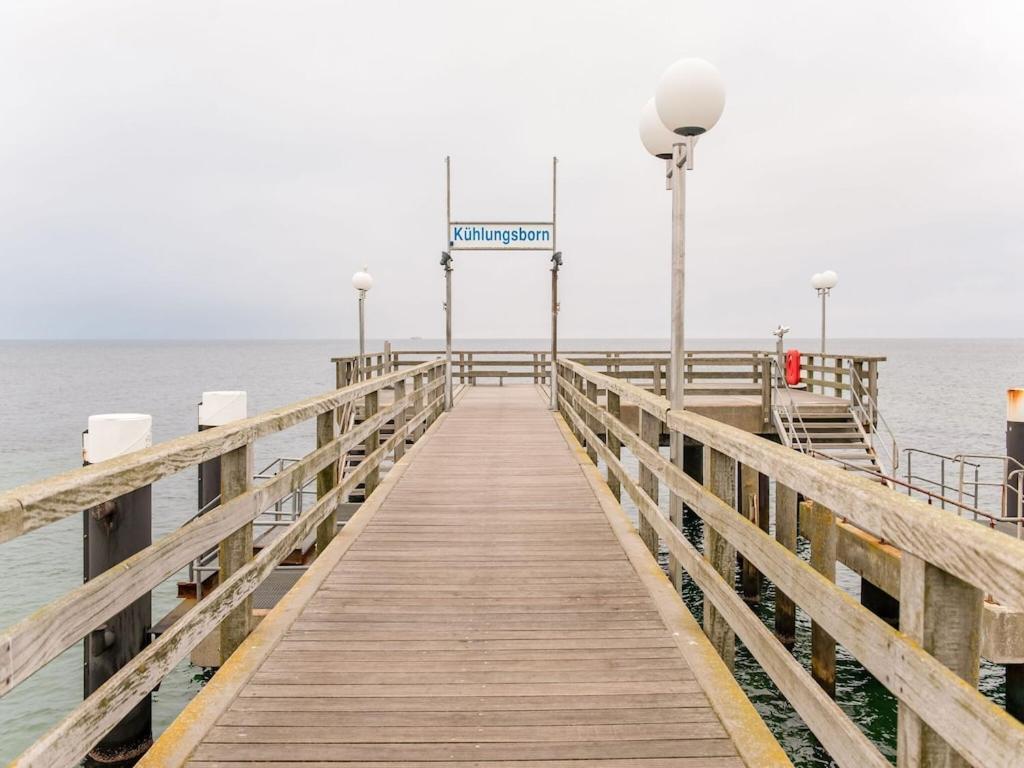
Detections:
352,266,373,380
810,270,838,355
639,58,725,587
441,251,453,410
550,251,562,410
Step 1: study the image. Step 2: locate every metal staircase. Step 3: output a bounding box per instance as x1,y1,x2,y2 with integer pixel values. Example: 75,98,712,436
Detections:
771,358,897,485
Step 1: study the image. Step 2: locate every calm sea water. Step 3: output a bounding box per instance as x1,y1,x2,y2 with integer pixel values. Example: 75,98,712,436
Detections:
1,338,1022,764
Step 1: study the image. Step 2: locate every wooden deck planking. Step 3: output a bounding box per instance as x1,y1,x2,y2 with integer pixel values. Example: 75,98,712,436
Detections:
175,385,776,767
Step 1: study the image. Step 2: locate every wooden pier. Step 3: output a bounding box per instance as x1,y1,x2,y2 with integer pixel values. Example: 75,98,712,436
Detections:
2,350,1024,767
142,385,784,766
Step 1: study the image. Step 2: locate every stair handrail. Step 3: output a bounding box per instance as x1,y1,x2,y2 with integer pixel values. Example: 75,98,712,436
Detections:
848,361,899,476
768,357,814,453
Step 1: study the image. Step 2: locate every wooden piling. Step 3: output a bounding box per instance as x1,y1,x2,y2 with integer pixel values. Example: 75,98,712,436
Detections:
637,410,661,557
217,443,253,664
606,391,622,501
393,378,407,461
363,390,380,497
774,482,798,647
703,446,736,671
808,500,837,697
897,554,983,767
739,463,760,603
314,409,337,555
584,379,599,464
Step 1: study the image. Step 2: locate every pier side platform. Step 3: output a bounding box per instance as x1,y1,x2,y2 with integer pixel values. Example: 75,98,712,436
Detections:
143,385,788,767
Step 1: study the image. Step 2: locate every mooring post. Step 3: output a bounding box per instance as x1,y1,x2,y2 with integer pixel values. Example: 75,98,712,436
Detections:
637,410,662,558
198,391,247,512
217,440,253,664
808,500,837,697
703,446,736,670
774,482,798,647
315,407,337,555
1004,388,1024,720
82,413,154,765
606,391,622,501
897,554,982,766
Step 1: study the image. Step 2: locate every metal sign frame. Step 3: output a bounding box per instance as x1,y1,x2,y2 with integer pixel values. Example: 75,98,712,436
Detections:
441,157,561,410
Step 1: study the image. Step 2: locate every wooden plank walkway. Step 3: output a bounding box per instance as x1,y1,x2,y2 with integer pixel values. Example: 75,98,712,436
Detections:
148,385,784,767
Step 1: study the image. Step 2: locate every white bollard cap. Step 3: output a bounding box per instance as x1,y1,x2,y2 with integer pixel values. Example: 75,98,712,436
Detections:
1009,389,1024,424
198,391,247,427
83,414,153,464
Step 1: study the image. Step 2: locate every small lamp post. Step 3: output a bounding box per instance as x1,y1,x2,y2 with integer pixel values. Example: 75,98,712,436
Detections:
639,56,725,590
550,251,563,410
810,270,838,355
352,266,373,380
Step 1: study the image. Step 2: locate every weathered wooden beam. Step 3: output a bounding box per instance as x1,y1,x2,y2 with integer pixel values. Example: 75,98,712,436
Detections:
314,410,337,555
897,554,983,767
774,482,798,647
637,410,661,557
363,391,380,498
703,446,736,670
739,463,760,603
217,443,253,664
606,391,622,502
808,500,837,698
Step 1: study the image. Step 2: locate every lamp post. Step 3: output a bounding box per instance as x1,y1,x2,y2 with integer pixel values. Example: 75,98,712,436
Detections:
550,251,562,410
810,270,838,355
639,58,725,587
352,267,373,380
441,251,453,410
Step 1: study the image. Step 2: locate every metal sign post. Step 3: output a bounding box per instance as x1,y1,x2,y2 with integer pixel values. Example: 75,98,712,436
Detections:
443,157,560,408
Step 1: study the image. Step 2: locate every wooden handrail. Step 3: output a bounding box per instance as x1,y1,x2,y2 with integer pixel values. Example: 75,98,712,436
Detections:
0,362,435,544
556,358,1024,768
1,361,446,768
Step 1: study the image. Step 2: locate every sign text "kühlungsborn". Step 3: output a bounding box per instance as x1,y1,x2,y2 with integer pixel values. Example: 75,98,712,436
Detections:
448,223,554,251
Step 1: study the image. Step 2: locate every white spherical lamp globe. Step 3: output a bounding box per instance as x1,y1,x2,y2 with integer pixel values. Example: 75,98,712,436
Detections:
638,98,680,159
352,268,373,292
810,272,825,290
819,270,839,289
655,58,726,136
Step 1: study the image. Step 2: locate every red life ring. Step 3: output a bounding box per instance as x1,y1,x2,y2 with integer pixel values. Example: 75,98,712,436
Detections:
785,349,801,386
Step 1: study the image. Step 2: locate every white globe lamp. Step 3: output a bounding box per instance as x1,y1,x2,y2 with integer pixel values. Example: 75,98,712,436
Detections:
655,58,726,136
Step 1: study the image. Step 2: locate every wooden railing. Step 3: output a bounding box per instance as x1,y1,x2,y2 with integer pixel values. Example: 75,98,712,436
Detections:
0,359,446,768
334,348,884,409
556,357,1024,768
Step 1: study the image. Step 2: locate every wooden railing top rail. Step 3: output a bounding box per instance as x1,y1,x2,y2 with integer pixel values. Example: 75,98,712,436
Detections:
557,357,1024,612
556,358,1024,767
0,362,434,545
2,360,447,768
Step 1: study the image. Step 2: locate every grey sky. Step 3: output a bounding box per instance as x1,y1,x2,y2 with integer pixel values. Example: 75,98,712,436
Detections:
1,1,1021,340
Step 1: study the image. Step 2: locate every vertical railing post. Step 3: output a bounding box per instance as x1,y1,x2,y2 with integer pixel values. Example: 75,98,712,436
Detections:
363,388,380,498
703,446,736,670
606,391,622,502
637,409,661,557
834,356,844,398
584,378,599,465
383,341,392,374
808,500,837,697
414,372,426,440
739,463,761,603
774,482,798,647
82,414,154,764
760,357,772,429
393,377,407,462
218,441,253,664
467,352,475,385
897,556,982,767
315,407,337,555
